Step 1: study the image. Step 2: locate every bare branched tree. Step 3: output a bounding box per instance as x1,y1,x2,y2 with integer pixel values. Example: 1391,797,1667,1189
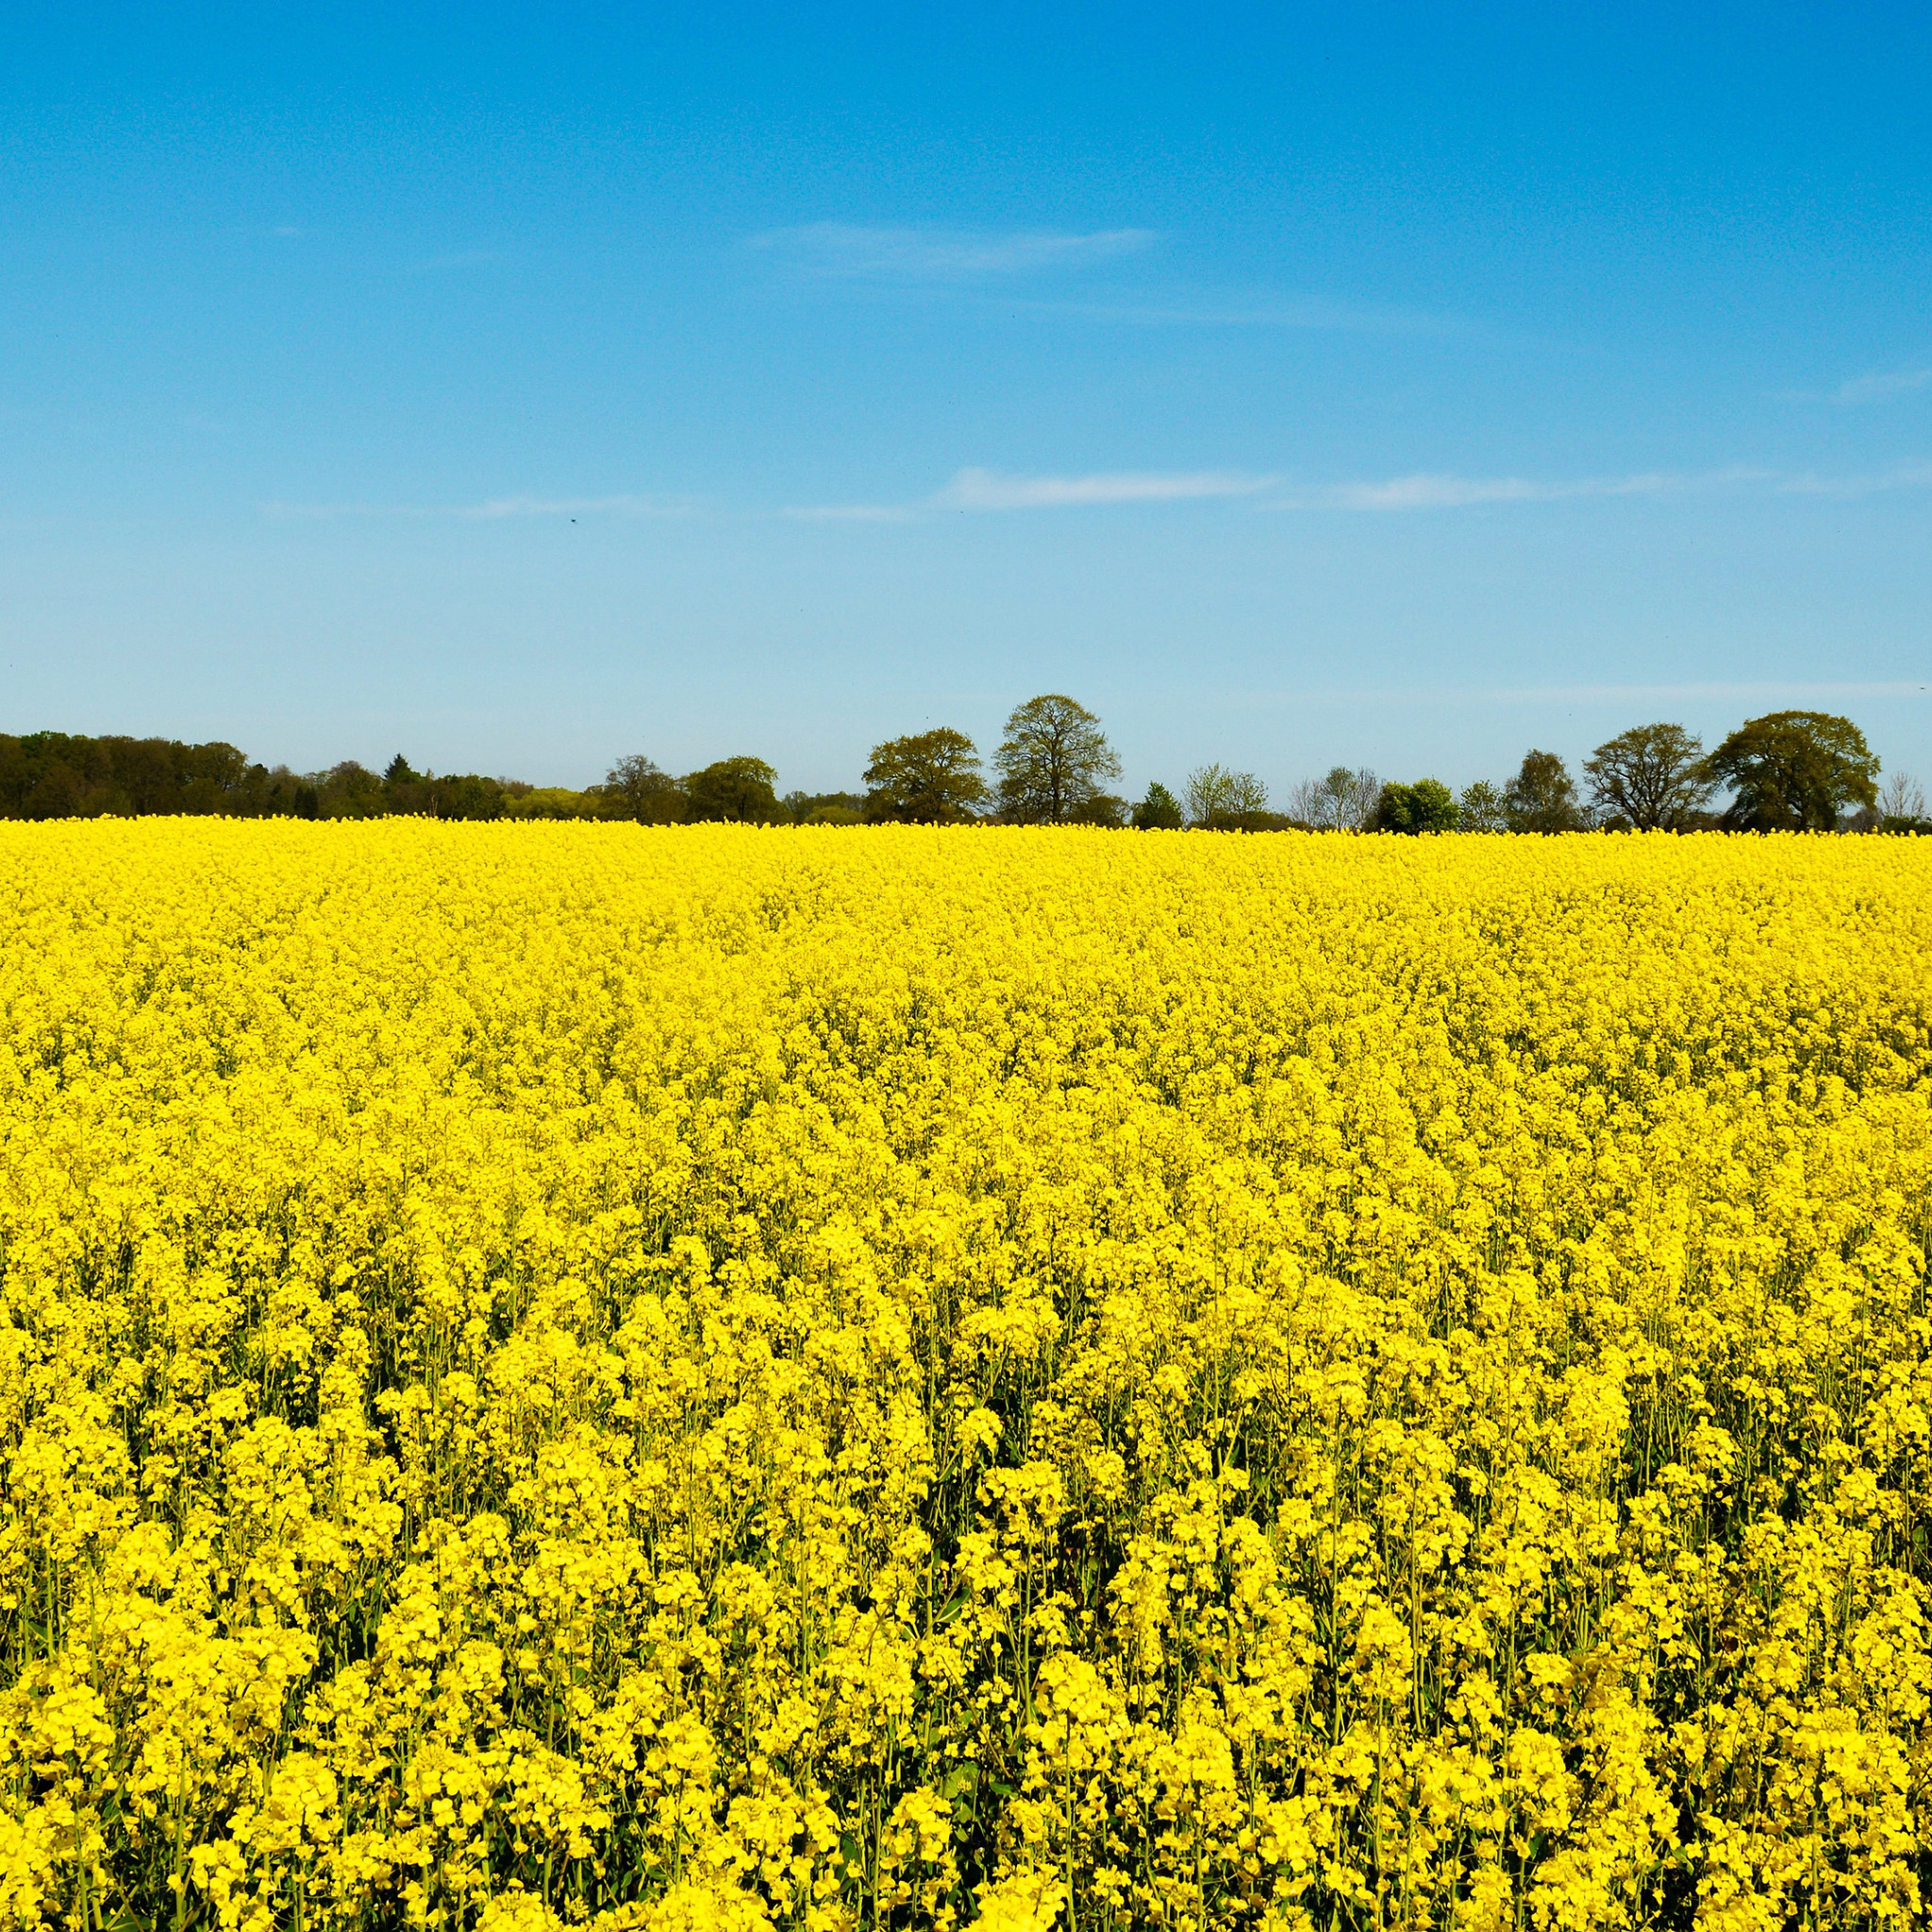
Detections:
1289,766,1378,829
1879,771,1926,822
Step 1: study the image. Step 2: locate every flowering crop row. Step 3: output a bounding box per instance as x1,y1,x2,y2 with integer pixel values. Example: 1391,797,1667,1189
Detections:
0,823,1928,1932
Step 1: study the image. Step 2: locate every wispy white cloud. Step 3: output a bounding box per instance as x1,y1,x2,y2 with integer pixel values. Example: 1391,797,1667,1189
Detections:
783,458,1932,525
1300,467,1769,511
1272,461,1932,511
1835,365,1932,404
749,223,1158,281
940,467,1276,509
263,494,687,522
1770,459,1932,496
783,467,1277,521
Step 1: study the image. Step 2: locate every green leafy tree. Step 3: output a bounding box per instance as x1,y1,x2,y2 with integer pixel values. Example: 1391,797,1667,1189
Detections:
1067,792,1127,826
1376,778,1460,834
783,791,867,825
316,761,387,819
862,728,988,824
1457,780,1506,832
684,756,782,824
1131,782,1184,829
1182,764,1269,827
993,695,1122,824
1584,724,1712,829
1705,710,1879,830
603,755,688,824
1504,750,1586,832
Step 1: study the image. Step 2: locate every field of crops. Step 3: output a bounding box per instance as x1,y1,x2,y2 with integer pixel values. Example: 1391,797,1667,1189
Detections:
1,823,1929,1932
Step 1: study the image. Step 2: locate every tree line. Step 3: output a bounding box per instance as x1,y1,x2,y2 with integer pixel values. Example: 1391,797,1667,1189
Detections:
2,699,1923,831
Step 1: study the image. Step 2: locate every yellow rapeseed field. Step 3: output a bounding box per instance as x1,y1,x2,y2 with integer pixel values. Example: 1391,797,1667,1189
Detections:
1,822,1929,1932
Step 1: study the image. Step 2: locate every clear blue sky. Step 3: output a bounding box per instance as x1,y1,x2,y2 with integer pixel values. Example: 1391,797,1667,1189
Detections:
5,4,1930,796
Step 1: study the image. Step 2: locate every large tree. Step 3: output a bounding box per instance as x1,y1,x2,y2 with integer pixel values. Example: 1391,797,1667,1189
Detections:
603,755,688,824
684,756,782,824
1504,750,1586,832
993,695,1122,824
1457,780,1506,832
1376,778,1459,834
1182,764,1269,827
1131,781,1184,829
1289,765,1381,830
862,728,988,824
1704,710,1879,830
1583,723,1711,829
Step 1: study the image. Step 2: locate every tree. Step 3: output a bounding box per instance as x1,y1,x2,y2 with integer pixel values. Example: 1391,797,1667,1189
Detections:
1877,771,1928,833
684,756,782,824
993,695,1122,824
783,790,866,825
1289,765,1380,830
1583,724,1711,829
1376,778,1459,834
1131,782,1184,829
862,728,988,824
317,761,386,819
1067,793,1127,826
1504,750,1585,832
1457,780,1506,832
603,755,688,824
1705,711,1879,830
1878,771,1925,822
1183,764,1269,826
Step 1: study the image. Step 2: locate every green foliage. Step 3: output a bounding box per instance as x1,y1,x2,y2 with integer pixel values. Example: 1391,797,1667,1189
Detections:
1376,777,1460,834
1457,779,1506,832
502,787,595,820
1066,791,1127,826
1706,709,1880,830
1130,781,1184,829
601,754,688,824
684,756,783,824
993,695,1121,824
783,791,867,825
0,732,315,819
1183,763,1269,826
1504,749,1586,832
1584,723,1712,829
863,727,988,823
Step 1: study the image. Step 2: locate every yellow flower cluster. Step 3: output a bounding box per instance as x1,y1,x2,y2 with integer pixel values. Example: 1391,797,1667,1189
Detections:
0,821,1928,1932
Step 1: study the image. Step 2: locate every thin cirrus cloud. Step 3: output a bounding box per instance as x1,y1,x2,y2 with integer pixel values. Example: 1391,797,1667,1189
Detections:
749,223,1158,281
1296,467,1769,511
1286,460,1932,511
783,467,1277,521
785,458,1932,522
1834,364,1932,404
941,467,1277,508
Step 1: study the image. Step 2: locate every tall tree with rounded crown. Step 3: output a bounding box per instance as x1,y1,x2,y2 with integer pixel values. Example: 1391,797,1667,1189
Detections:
863,728,988,824
993,695,1122,824
1584,724,1712,829
1705,710,1878,830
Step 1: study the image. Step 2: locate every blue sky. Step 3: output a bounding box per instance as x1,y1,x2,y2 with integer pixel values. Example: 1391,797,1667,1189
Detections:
4,3,1930,796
